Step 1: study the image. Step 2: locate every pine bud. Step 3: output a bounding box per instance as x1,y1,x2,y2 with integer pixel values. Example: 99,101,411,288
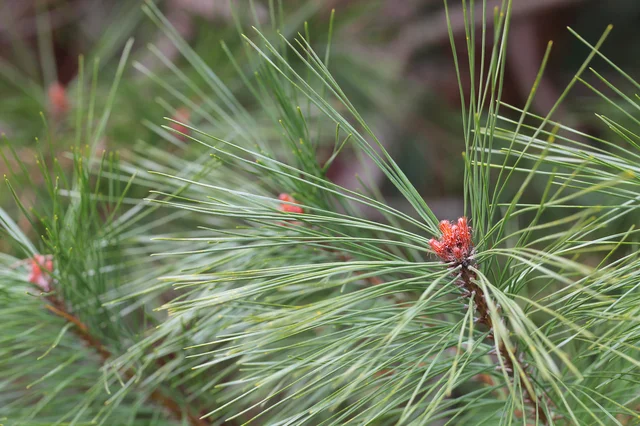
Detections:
170,107,191,141
278,193,303,214
48,82,69,118
27,254,54,292
428,217,474,265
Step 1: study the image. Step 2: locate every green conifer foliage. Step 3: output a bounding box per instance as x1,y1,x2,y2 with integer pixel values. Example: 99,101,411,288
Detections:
1,1,639,425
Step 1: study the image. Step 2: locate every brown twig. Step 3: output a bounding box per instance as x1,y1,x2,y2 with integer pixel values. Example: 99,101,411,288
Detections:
458,268,548,424
44,294,210,426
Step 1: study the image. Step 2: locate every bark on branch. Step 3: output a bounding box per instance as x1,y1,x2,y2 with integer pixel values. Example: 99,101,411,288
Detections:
44,295,210,426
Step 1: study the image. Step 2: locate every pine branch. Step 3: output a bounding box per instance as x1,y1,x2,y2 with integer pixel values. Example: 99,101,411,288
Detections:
430,218,549,424
43,293,210,426
460,268,549,424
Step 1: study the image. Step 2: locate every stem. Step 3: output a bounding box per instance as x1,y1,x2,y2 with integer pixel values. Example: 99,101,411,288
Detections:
44,295,209,426
459,267,548,425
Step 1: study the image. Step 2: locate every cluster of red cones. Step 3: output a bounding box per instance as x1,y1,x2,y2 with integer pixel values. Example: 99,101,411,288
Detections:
48,82,69,119
27,254,54,292
170,107,191,141
277,193,304,214
428,217,474,265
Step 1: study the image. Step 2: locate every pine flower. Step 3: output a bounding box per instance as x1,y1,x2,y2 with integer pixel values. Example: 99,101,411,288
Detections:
170,107,191,141
47,82,69,118
27,254,54,292
429,217,474,265
278,193,303,214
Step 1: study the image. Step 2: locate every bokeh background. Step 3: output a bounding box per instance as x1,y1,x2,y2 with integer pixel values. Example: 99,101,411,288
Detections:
2,0,639,252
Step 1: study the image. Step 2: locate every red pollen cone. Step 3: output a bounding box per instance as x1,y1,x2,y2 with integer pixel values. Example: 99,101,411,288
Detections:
28,254,54,292
48,82,69,118
429,217,473,264
278,193,303,214
170,107,191,141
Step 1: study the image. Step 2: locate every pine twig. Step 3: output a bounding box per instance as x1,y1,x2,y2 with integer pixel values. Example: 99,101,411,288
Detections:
429,218,549,424
459,268,548,424
44,294,210,426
